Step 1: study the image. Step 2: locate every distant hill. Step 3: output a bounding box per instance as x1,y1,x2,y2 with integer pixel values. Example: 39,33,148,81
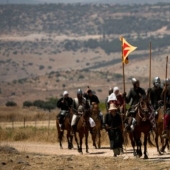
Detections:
0,0,169,4
0,3,170,106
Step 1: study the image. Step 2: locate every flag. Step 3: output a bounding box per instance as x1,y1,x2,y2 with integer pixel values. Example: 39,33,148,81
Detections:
120,37,137,64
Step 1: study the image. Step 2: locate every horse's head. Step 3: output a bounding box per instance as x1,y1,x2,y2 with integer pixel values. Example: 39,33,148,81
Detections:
91,102,99,113
138,94,150,120
83,109,90,118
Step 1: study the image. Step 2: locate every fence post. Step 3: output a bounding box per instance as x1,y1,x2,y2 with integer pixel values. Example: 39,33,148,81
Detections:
23,117,26,128
12,117,14,129
48,111,50,137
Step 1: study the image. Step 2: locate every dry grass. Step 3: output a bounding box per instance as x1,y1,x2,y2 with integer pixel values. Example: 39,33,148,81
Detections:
0,106,58,122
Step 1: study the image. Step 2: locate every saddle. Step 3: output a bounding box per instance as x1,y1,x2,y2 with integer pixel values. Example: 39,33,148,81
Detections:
57,110,69,124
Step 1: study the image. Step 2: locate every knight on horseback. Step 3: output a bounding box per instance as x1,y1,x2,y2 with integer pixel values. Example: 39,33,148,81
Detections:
71,89,96,135
161,78,170,138
84,88,104,128
56,91,73,132
147,77,163,117
123,78,146,131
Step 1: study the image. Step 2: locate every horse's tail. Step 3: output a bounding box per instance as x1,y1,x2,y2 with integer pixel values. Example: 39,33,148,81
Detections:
148,131,156,147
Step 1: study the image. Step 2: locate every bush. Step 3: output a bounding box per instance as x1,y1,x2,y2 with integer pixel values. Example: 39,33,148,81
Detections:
6,101,17,107
39,65,45,70
23,101,33,107
42,102,55,112
33,100,45,108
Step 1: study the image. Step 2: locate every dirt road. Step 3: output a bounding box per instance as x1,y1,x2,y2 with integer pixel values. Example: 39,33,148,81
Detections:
1,141,170,160
1,141,170,170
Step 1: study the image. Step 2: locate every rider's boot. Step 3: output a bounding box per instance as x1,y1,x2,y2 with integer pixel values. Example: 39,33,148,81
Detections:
59,123,64,132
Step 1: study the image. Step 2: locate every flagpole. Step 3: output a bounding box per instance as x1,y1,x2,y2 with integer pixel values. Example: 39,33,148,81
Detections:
163,56,168,131
149,41,152,88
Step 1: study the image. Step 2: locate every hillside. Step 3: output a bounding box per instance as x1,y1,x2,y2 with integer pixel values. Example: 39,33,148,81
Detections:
0,3,170,106
0,0,169,4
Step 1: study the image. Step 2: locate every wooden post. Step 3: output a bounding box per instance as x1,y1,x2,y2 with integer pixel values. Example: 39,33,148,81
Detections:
48,111,51,137
23,117,26,128
149,41,152,88
12,117,14,129
163,56,168,130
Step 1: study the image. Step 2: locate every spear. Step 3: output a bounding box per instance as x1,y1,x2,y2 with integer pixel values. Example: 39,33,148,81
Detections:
149,41,152,88
163,56,168,131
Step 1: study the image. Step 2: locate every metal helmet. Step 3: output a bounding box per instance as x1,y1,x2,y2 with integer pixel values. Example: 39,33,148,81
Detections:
164,78,170,86
131,78,139,85
77,89,83,95
108,88,113,95
153,77,161,87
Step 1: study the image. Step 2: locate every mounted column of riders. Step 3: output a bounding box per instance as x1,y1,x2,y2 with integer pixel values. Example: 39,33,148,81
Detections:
56,77,170,152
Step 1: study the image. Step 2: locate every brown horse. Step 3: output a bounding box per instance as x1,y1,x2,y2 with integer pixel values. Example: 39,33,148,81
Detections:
158,107,170,152
91,103,102,149
74,109,91,153
154,106,168,153
56,110,73,149
131,95,155,159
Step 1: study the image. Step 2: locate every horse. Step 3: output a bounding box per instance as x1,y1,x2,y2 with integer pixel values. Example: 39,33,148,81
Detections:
158,107,170,152
130,94,156,159
73,109,91,154
154,106,169,153
56,110,73,149
90,102,102,149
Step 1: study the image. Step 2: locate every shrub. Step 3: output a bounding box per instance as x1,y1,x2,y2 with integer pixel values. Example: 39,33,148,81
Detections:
6,101,17,107
23,101,33,107
39,65,45,70
33,100,45,108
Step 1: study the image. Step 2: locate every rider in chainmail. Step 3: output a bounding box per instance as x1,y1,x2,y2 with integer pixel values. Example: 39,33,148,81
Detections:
122,78,146,131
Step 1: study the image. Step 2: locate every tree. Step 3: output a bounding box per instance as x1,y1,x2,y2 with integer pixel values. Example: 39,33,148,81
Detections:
23,101,33,107
6,101,17,107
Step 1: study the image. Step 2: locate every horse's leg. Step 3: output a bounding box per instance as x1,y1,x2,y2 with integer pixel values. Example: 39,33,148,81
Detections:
155,130,162,155
161,138,168,152
129,132,137,156
67,130,73,150
135,132,142,158
59,131,63,149
78,133,83,153
91,131,97,149
70,133,74,149
56,119,63,149
144,133,148,159
74,131,80,151
85,130,89,153
98,130,101,149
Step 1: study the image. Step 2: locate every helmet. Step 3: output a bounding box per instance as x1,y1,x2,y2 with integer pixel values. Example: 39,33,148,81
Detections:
153,77,161,87
132,78,139,85
108,88,113,95
163,78,170,86
63,91,68,96
77,89,83,95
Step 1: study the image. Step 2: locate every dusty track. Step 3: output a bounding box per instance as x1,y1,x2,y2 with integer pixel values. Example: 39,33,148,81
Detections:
1,141,170,161
1,141,170,170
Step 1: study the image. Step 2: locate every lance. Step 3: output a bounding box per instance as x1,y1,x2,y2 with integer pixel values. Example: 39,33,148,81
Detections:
163,56,168,131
